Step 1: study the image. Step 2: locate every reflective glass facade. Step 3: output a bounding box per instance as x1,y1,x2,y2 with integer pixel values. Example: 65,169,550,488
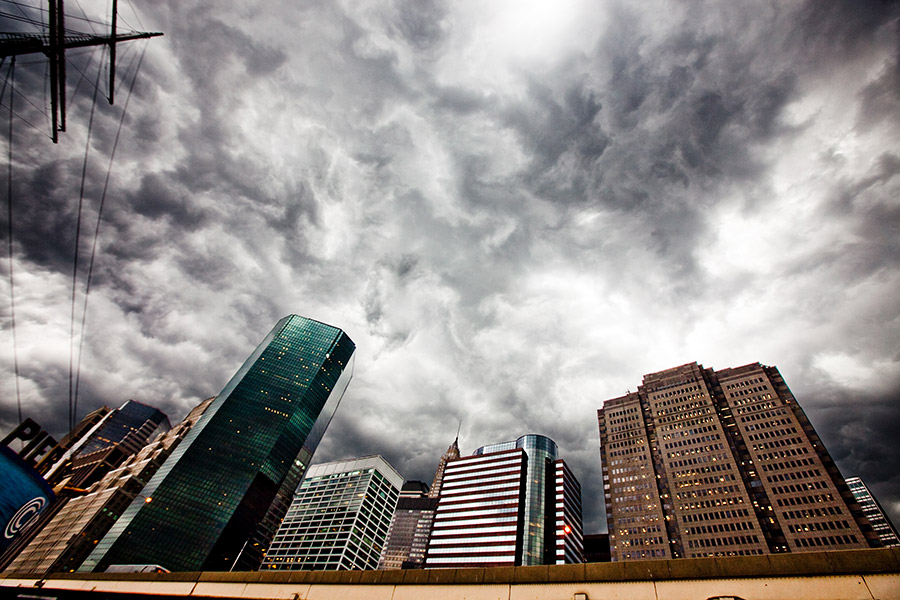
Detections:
6,398,213,575
475,435,559,566
81,315,355,572
76,400,170,458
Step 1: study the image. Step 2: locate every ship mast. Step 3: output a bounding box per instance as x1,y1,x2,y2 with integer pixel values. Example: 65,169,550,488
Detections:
0,0,163,142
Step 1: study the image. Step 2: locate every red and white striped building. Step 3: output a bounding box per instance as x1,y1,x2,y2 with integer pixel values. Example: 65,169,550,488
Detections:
424,449,526,568
553,460,584,564
424,439,584,568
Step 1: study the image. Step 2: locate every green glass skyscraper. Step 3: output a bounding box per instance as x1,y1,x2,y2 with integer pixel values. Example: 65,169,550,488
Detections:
80,315,355,572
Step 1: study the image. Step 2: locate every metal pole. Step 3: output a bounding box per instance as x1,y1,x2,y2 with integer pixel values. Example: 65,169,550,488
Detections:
48,0,58,142
108,0,116,104
230,539,249,572
58,0,66,132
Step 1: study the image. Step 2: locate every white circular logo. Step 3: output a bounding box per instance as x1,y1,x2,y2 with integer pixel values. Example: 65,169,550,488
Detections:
4,497,47,539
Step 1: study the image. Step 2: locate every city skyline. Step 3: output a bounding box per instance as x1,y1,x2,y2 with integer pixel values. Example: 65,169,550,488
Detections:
1,1,898,537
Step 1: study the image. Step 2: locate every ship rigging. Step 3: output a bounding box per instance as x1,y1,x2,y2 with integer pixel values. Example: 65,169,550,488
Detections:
1,0,162,433
0,0,162,142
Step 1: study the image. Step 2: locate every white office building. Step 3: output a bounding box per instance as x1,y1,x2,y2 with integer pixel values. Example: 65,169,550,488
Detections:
262,455,403,570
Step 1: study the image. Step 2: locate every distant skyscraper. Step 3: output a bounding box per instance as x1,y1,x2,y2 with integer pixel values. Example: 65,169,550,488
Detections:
598,362,879,561
55,400,169,491
74,400,170,459
0,401,168,570
80,315,356,572
262,456,403,570
5,398,213,575
428,436,460,498
378,481,438,570
376,437,459,570
846,477,900,548
424,434,583,568
553,460,584,565
37,407,113,480
378,438,461,571
400,481,430,498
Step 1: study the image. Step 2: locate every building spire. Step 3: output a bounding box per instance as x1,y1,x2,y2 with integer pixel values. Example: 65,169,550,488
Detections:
428,433,462,498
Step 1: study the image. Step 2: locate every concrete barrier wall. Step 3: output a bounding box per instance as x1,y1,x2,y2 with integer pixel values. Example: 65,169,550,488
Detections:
3,548,899,600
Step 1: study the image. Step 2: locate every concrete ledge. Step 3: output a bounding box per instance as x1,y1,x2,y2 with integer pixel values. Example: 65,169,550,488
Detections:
667,555,721,579
425,568,458,584
826,547,900,574
452,567,484,584
513,565,549,583
198,570,262,583
548,562,584,582
374,569,406,584
585,559,624,581
3,548,898,588
714,553,772,578
481,566,515,584
10,573,898,600
621,558,670,580
399,568,430,584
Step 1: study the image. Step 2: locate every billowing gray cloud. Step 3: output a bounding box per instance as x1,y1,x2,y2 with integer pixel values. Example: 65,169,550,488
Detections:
1,0,899,536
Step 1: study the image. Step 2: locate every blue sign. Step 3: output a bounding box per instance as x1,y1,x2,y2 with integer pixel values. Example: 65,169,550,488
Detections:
0,444,55,552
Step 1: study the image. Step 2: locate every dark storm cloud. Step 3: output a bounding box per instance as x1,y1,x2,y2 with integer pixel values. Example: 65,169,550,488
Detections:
386,0,450,51
795,0,899,61
7,161,81,271
129,172,208,229
503,81,607,177
857,57,900,131
806,382,900,518
815,152,900,282
2,0,900,536
430,83,491,115
457,4,802,305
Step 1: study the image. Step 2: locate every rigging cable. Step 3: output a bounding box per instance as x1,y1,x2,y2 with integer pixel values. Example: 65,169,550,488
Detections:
2,55,23,424
72,0,98,35
1,2,113,29
69,45,105,433
74,39,150,416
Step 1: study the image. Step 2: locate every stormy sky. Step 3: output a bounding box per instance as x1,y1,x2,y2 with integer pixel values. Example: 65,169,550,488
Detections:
1,1,899,534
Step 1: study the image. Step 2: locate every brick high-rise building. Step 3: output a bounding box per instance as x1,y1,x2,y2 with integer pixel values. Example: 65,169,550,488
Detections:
598,362,879,561
378,436,462,571
375,436,460,571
